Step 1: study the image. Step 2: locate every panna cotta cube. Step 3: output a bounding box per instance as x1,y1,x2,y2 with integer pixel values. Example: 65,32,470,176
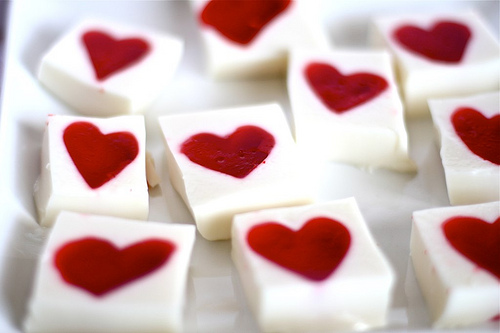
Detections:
372,11,500,117
288,49,416,172
34,114,149,227
410,202,499,328
428,91,499,205
232,197,396,332
38,18,184,116
159,103,315,241
191,0,329,79
23,211,196,333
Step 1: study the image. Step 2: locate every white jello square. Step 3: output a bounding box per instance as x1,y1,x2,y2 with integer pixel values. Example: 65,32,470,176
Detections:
159,103,315,241
34,114,149,227
410,202,499,328
23,211,196,333
288,48,415,172
232,197,396,332
428,91,499,205
372,11,500,117
38,18,184,116
191,0,329,79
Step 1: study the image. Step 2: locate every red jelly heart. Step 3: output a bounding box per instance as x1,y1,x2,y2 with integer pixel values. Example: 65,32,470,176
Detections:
82,30,150,81
443,216,500,279
200,0,292,45
247,217,351,281
305,62,389,113
451,107,500,165
180,125,275,178
393,21,471,63
54,237,175,296
63,121,139,189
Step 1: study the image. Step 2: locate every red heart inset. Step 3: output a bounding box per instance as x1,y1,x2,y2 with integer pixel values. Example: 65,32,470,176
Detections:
247,217,351,281
63,121,139,189
180,125,275,178
305,62,389,113
200,0,291,45
443,216,500,279
451,107,500,165
393,21,471,63
54,237,175,296
82,30,150,81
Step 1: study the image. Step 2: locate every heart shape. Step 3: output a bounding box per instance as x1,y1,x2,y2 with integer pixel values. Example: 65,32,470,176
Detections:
54,237,175,296
443,216,500,279
305,62,389,113
451,107,500,165
393,21,471,63
180,125,275,178
82,30,150,81
63,121,139,189
247,217,351,281
200,0,291,45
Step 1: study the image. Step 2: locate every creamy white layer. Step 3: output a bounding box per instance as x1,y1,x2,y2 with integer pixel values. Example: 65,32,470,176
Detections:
159,103,315,241
232,198,395,332
24,211,196,333
34,115,148,226
38,18,183,116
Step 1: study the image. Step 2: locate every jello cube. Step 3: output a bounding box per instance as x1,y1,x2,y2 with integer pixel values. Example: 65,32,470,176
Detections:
191,0,329,79
288,49,416,172
372,11,500,117
23,211,196,333
159,103,315,241
428,91,499,205
38,18,183,116
34,114,148,227
232,197,396,332
410,202,499,328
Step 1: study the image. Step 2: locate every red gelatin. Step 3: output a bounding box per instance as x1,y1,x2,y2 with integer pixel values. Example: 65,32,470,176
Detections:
393,21,471,63
247,217,351,281
451,107,500,165
63,121,139,189
82,30,150,81
200,0,292,45
305,62,388,113
443,216,500,279
180,125,275,178
54,237,175,296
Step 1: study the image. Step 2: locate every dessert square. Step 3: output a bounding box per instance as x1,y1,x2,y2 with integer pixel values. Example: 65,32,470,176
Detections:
38,18,184,116
232,197,396,332
372,11,500,117
410,201,499,328
428,91,499,205
288,49,415,172
34,114,149,227
159,103,315,241
23,211,196,333
191,0,329,79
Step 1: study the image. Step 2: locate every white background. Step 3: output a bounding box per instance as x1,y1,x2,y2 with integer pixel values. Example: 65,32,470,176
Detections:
0,1,498,332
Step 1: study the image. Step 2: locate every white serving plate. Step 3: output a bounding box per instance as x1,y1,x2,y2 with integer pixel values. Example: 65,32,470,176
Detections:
0,1,498,332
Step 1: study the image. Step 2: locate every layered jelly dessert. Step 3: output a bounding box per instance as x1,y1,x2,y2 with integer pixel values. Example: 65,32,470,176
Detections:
192,0,329,79
428,91,499,205
232,198,395,332
38,18,184,116
34,114,149,227
372,11,500,117
23,211,195,333
411,201,499,328
159,103,315,241
288,49,416,172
